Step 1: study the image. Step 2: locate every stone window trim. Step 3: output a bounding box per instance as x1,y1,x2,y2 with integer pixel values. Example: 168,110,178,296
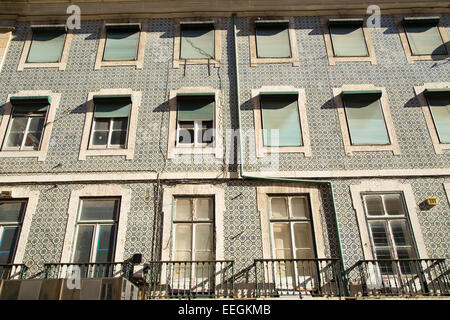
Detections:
350,180,428,261
414,82,450,155
60,184,130,264
0,26,14,72
333,84,401,156
160,184,225,262
252,86,312,158
256,184,327,260
444,183,450,205
94,20,147,70
173,18,222,69
0,187,39,267
0,90,60,161
78,88,141,161
321,17,377,66
167,87,223,159
396,15,450,64
249,17,299,67
17,25,73,71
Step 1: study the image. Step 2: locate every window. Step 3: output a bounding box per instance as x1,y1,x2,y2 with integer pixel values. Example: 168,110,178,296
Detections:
72,198,119,277
329,19,367,57
249,18,299,67
363,193,417,275
2,96,50,151
176,95,215,147
334,85,400,155
0,27,14,73
89,96,131,149
180,22,214,60
0,200,26,266
423,89,450,144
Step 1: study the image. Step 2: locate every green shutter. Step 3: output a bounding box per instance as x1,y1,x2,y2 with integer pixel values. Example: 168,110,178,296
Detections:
343,93,390,145
10,97,50,113
255,22,291,58
260,94,302,147
103,26,140,61
425,91,450,143
177,95,215,121
403,20,446,55
27,29,66,63
329,22,368,57
180,23,215,59
93,97,131,118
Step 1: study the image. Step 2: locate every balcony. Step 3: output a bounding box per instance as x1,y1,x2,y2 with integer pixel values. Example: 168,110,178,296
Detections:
0,264,28,280
254,258,345,298
43,262,134,280
347,259,450,297
146,260,234,299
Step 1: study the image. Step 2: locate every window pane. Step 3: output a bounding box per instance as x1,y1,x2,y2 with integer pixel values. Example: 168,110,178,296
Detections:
384,194,405,215
369,221,389,247
194,251,213,262
24,117,45,149
365,195,384,216
174,224,192,253
375,248,394,275
427,95,450,143
175,199,192,221
93,118,110,131
293,223,313,249
112,118,128,130
291,197,309,218
6,118,27,148
110,130,127,146
390,221,411,246
27,29,66,63
405,24,447,55
180,25,214,60
270,198,288,218
0,227,20,264
177,122,194,145
295,249,314,260
73,225,94,263
6,133,24,148
103,29,139,61
330,24,368,57
272,223,292,253
194,224,212,251
0,201,26,223
344,95,390,145
256,23,291,58
196,198,212,220
9,117,28,133
92,131,108,146
95,225,116,263
80,199,119,221
199,120,214,145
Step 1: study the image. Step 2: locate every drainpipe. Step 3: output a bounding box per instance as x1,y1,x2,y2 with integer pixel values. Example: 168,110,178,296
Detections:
232,14,349,296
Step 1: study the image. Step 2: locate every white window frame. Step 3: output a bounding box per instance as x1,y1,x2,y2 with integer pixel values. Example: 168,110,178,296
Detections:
88,117,130,150
176,120,213,148
0,200,27,266
3,111,47,151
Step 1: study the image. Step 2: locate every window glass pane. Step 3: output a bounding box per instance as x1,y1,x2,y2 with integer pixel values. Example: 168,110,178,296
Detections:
272,223,292,255
27,29,66,63
261,95,302,147
92,132,108,146
427,95,450,143
93,118,110,131
293,223,313,249
175,199,192,221
291,197,308,218
73,225,94,263
365,195,384,215
95,225,116,263
194,251,213,262
270,198,288,218
6,118,27,148
390,221,412,246
295,249,314,260
79,199,119,221
0,201,26,223
404,24,447,55
195,198,212,220
6,133,24,148
110,131,127,146
344,95,390,145
112,118,128,130
329,24,368,57
194,224,212,251
174,224,192,256
177,121,194,145
24,117,45,149
369,221,389,247
256,23,291,58
375,248,394,275
384,194,405,215
199,120,214,145
180,24,214,59
103,28,139,61
397,248,414,274
0,227,20,264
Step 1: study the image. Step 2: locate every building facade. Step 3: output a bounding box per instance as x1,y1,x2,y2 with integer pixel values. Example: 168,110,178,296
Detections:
0,0,449,299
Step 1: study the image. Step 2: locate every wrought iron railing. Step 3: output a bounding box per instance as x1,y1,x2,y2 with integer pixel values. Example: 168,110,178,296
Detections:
146,260,234,299
0,264,28,280
254,258,344,298
346,259,450,297
43,262,134,280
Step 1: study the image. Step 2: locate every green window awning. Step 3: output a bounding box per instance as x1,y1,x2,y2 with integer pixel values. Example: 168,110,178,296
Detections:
10,96,50,113
255,21,291,58
329,20,368,57
260,94,302,147
27,28,66,63
402,18,446,55
93,95,132,118
342,93,390,145
180,23,215,59
103,25,140,61
424,89,450,143
177,95,215,121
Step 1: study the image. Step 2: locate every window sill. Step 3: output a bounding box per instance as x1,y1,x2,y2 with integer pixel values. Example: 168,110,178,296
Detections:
0,150,46,161
78,148,134,160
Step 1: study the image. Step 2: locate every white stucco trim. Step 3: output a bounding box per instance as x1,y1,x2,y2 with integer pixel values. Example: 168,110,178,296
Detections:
444,183,450,205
